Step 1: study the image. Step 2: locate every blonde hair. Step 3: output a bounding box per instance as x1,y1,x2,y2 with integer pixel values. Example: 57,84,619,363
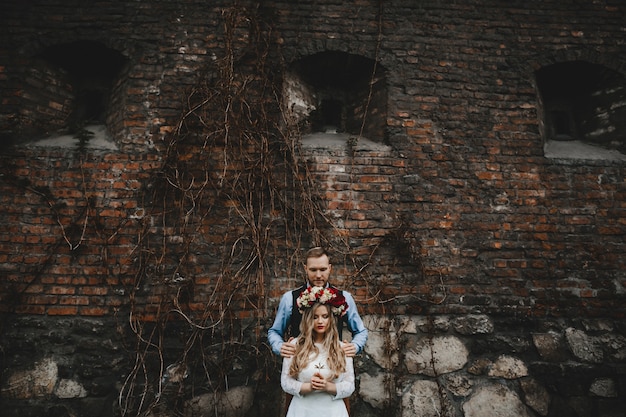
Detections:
289,303,346,379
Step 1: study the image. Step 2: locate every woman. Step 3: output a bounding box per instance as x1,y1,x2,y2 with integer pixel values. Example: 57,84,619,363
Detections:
281,286,355,417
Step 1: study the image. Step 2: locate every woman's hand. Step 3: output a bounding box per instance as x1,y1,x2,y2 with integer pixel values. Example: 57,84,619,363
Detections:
310,372,337,395
310,372,326,391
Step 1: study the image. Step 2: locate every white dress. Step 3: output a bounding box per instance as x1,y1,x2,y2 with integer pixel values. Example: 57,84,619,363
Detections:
281,340,355,417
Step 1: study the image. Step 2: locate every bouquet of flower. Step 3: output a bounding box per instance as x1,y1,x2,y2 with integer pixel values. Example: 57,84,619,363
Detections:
296,286,349,317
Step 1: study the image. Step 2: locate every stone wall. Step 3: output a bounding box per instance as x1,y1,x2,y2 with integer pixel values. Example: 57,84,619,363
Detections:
0,1,625,416
358,315,625,417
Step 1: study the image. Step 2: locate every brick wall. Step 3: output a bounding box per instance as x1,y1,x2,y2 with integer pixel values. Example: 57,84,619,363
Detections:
0,1,625,416
0,150,160,315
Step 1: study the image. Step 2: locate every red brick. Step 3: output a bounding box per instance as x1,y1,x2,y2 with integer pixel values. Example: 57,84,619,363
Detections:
79,307,109,316
80,287,109,296
59,296,90,305
49,286,76,295
47,306,79,315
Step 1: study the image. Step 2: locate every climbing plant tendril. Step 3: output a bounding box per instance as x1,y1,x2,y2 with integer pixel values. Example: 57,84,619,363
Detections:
116,4,414,416
116,6,343,416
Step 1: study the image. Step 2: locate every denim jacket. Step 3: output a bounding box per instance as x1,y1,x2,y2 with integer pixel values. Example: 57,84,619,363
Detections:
268,284,368,356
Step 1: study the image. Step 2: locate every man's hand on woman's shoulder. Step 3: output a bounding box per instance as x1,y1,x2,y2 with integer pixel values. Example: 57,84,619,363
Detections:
341,341,357,357
280,337,297,358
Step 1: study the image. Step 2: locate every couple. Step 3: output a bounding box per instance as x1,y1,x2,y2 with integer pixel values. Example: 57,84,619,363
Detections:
268,247,368,417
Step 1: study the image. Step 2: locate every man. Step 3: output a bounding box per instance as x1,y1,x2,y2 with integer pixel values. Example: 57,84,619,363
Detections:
268,246,368,358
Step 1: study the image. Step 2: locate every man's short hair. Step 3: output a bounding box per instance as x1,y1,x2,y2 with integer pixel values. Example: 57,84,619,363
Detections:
305,246,329,261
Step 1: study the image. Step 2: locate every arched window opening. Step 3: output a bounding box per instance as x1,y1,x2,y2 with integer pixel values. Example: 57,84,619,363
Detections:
283,51,387,147
536,61,626,160
39,40,127,129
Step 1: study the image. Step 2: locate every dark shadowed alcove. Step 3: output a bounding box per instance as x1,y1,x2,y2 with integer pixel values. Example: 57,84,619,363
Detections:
283,51,387,144
536,61,626,158
38,40,127,130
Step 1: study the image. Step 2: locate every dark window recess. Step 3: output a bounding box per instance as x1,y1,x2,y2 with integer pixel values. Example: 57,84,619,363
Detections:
319,99,343,132
536,61,626,153
38,40,126,129
285,51,387,142
549,109,575,140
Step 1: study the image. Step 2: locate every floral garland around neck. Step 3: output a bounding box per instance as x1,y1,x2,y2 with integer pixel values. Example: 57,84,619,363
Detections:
296,286,349,317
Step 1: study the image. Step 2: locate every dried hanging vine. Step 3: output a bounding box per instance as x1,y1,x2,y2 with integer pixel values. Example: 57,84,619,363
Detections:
0,2,444,416
113,2,432,416
117,6,331,416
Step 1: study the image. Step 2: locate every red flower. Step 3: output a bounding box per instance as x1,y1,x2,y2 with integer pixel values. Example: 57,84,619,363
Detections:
296,286,349,317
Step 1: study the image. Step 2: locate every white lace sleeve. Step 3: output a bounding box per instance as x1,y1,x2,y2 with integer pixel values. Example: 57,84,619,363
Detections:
281,353,304,398
332,356,355,400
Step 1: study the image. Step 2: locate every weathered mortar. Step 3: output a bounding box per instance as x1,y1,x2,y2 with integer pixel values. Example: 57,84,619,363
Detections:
1,0,625,416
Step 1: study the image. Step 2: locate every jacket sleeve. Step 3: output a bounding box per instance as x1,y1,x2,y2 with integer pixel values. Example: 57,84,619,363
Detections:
268,291,293,356
343,291,368,354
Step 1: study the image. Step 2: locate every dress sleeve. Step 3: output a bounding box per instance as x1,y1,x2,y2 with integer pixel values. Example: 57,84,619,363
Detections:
332,356,355,400
280,347,304,398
